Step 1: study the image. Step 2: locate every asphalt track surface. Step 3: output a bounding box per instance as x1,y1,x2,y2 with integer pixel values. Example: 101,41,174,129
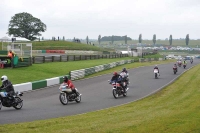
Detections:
0,59,199,125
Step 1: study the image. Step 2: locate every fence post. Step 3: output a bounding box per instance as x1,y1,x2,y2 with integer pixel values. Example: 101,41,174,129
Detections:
52,56,54,62
32,57,35,64
43,56,45,63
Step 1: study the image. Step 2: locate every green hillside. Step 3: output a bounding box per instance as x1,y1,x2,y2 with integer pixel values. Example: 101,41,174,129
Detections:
0,41,114,51
94,39,200,47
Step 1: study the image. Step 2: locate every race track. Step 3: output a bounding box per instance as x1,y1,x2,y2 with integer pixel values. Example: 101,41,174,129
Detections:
0,59,199,124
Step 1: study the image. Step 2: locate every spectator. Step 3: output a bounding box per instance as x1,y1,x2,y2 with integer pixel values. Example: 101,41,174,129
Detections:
7,50,14,58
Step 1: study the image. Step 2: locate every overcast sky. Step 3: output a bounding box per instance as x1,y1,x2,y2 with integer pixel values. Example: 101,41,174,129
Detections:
0,0,200,40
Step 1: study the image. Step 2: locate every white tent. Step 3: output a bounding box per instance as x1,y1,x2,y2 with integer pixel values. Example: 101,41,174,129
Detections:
0,36,10,41
0,36,30,42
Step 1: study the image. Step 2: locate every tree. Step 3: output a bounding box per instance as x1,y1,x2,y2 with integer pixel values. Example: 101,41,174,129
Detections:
169,35,172,45
8,12,47,41
111,35,114,44
139,34,142,43
185,34,189,46
98,35,101,45
86,36,89,44
125,35,127,44
153,34,156,45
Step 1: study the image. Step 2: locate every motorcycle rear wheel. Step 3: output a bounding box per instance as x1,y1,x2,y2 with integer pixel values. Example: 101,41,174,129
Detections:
13,97,23,110
59,93,68,105
113,89,118,99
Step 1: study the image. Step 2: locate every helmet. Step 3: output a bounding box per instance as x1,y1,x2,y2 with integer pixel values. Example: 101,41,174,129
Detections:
155,65,158,67
63,76,68,82
113,72,118,76
1,75,8,82
122,68,126,71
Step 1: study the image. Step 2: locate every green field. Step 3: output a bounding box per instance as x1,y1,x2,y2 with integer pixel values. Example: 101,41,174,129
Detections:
0,53,164,84
0,58,199,133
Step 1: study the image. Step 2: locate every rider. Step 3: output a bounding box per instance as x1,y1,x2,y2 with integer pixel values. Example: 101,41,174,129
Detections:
183,60,187,65
190,57,193,63
173,63,178,71
63,76,80,97
121,68,129,85
122,68,128,74
154,65,160,75
177,59,182,65
0,75,15,103
110,72,125,91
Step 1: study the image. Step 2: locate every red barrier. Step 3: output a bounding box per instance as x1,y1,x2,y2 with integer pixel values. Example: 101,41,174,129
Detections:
0,63,4,69
46,50,65,53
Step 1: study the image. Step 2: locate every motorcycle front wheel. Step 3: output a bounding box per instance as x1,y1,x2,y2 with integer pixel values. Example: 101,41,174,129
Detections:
59,93,68,105
0,100,2,110
155,73,158,79
75,92,81,103
174,70,176,74
13,97,23,110
123,90,127,97
113,89,118,99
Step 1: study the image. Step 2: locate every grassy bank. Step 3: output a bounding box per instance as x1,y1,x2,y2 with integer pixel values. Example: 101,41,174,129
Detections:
1,40,113,51
0,58,199,132
93,39,200,47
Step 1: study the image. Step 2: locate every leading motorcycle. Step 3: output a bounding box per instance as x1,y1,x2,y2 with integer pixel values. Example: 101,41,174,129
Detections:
108,80,129,99
154,69,159,79
0,90,23,110
59,83,81,105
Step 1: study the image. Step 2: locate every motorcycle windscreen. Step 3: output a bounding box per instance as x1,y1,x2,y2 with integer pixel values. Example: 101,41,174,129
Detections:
154,69,158,73
0,92,7,97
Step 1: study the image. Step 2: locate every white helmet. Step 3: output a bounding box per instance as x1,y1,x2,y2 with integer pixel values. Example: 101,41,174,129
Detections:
1,75,8,82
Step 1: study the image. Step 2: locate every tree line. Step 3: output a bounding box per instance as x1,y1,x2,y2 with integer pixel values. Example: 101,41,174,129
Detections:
7,12,190,46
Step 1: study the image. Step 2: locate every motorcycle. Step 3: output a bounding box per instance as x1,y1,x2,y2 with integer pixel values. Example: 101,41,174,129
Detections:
0,90,23,110
173,67,177,74
154,69,159,79
178,62,182,67
183,64,186,69
108,80,129,99
190,60,193,64
120,72,130,87
59,83,81,105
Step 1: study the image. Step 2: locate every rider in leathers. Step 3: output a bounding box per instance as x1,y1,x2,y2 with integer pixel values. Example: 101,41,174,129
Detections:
110,72,125,92
63,76,80,97
154,65,160,76
121,68,129,85
0,75,15,103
